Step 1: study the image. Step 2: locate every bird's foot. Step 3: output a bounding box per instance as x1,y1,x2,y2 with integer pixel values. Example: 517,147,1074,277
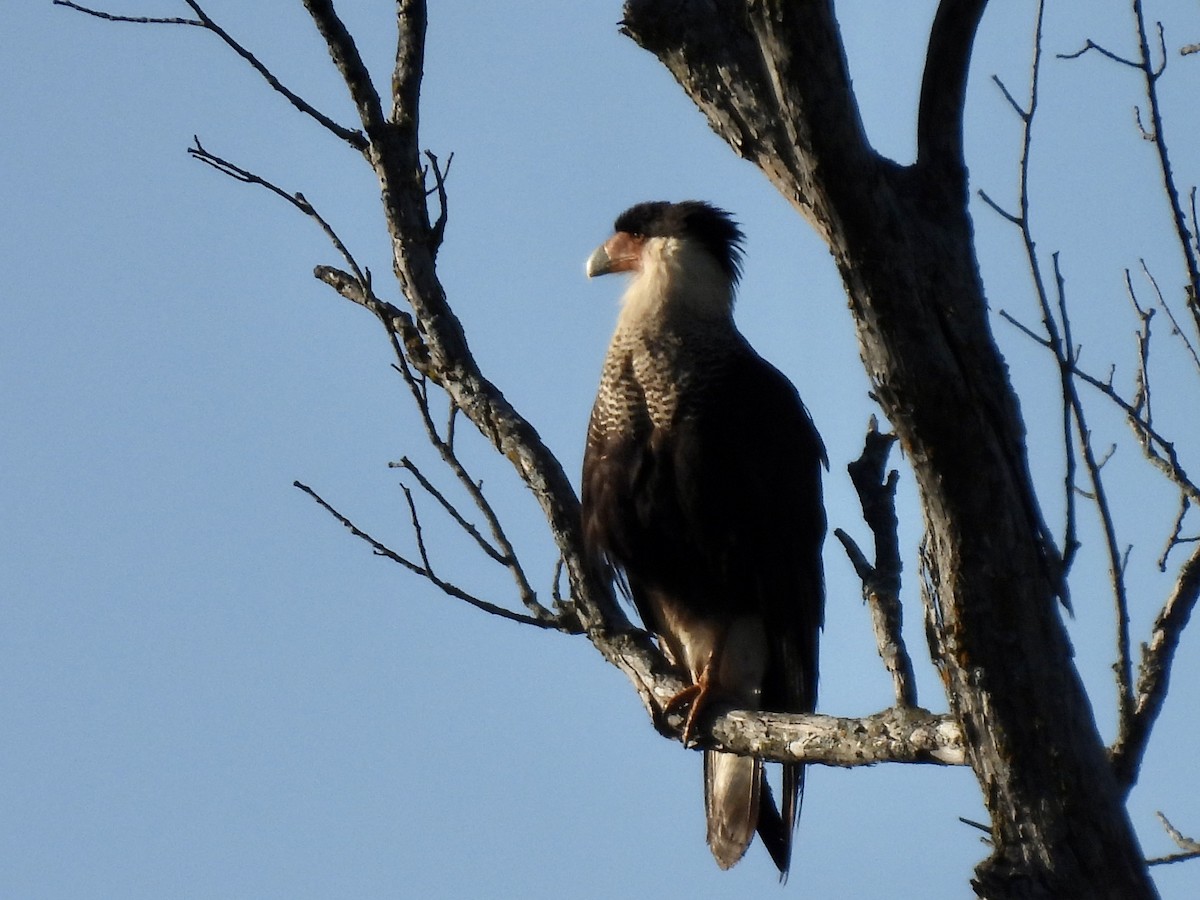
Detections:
663,665,716,746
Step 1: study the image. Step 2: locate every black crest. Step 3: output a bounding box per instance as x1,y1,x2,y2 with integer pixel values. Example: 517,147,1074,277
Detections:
613,200,745,284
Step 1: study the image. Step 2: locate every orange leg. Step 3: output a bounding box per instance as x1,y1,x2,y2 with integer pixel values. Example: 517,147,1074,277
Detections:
663,650,718,745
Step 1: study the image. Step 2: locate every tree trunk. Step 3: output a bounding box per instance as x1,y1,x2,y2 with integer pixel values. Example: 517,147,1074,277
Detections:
622,1,1156,896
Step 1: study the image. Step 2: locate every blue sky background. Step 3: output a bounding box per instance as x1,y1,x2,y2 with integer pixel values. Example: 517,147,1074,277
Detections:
4,2,1199,897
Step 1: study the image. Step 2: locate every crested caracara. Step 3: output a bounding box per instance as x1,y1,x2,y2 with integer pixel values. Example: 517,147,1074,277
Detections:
581,200,826,876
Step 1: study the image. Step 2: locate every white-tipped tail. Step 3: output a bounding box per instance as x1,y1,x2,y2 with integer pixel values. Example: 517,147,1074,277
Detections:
704,749,762,870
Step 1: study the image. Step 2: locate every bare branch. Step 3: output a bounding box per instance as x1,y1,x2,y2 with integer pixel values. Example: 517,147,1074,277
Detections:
602,629,968,769
1129,1,1200,336
299,0,630,647
390,0,425,130
915,0,990,176
424,151,453,257
1111,542,1200,789
57,0,369,150
1157,496,1198,571
1071,360,1200,503
835,418,916,708
53,0,201,26
183,0,369,150
188,138,368,286
977,188,1023,226
985,4,1086,586
1049,256,1082,575
707,706,965,769
1147,812,1200,866
1057,39,1141,68
1138,258,1200,375
989,74,1028,120
302,0,387,144
391,456,506,565
293,479,565,631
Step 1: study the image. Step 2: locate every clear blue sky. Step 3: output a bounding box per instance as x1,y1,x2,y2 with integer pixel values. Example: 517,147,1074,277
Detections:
4,2,1198,897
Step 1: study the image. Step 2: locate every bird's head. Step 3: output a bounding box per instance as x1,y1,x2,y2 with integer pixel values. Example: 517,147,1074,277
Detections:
586,200,745,287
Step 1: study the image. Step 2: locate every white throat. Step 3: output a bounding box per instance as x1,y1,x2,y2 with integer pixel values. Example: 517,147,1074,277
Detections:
615,237,735,335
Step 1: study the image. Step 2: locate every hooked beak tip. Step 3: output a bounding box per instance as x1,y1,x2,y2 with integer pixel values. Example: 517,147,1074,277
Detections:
585,244,612,278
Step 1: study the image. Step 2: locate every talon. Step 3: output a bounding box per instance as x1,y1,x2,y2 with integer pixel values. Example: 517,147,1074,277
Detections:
663,656,717,745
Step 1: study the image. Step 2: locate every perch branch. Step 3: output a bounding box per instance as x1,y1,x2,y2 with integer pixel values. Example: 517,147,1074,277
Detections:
707,706,964,768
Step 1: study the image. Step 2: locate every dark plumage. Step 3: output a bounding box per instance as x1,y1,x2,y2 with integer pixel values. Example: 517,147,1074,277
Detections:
581,201,826,876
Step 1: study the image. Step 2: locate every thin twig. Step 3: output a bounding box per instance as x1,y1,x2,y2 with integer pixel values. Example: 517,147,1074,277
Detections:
184,140,556,628
425,151,453,256
53,0,201,25
1157,495,1193,572
990,74,1028,120
1146,811,1200,865
392,456,507,565
997,310,1052,348
1129,2,1200,338
390,334,549,621
976,189,1022,226
188,138,367,285
294,480,559,629
1139,258,1200,374
57,0,367,150
987,2,1082,581
1057,39,1141,68
1112,542,1200,788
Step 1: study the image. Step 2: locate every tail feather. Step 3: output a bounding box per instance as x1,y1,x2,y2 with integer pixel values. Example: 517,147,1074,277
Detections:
782,761,805,836
704,750,761,870
755,763,805,880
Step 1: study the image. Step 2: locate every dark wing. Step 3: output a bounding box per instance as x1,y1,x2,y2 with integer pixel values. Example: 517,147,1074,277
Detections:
673,341,826,873
674,341,826,713
582,341,826,701
581,350,698,637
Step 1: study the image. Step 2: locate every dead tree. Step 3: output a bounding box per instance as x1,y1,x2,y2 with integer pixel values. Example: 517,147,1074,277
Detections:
57,1,1200,896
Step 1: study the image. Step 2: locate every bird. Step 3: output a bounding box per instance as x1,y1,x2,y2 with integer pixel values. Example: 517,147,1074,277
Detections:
580,200,826,876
